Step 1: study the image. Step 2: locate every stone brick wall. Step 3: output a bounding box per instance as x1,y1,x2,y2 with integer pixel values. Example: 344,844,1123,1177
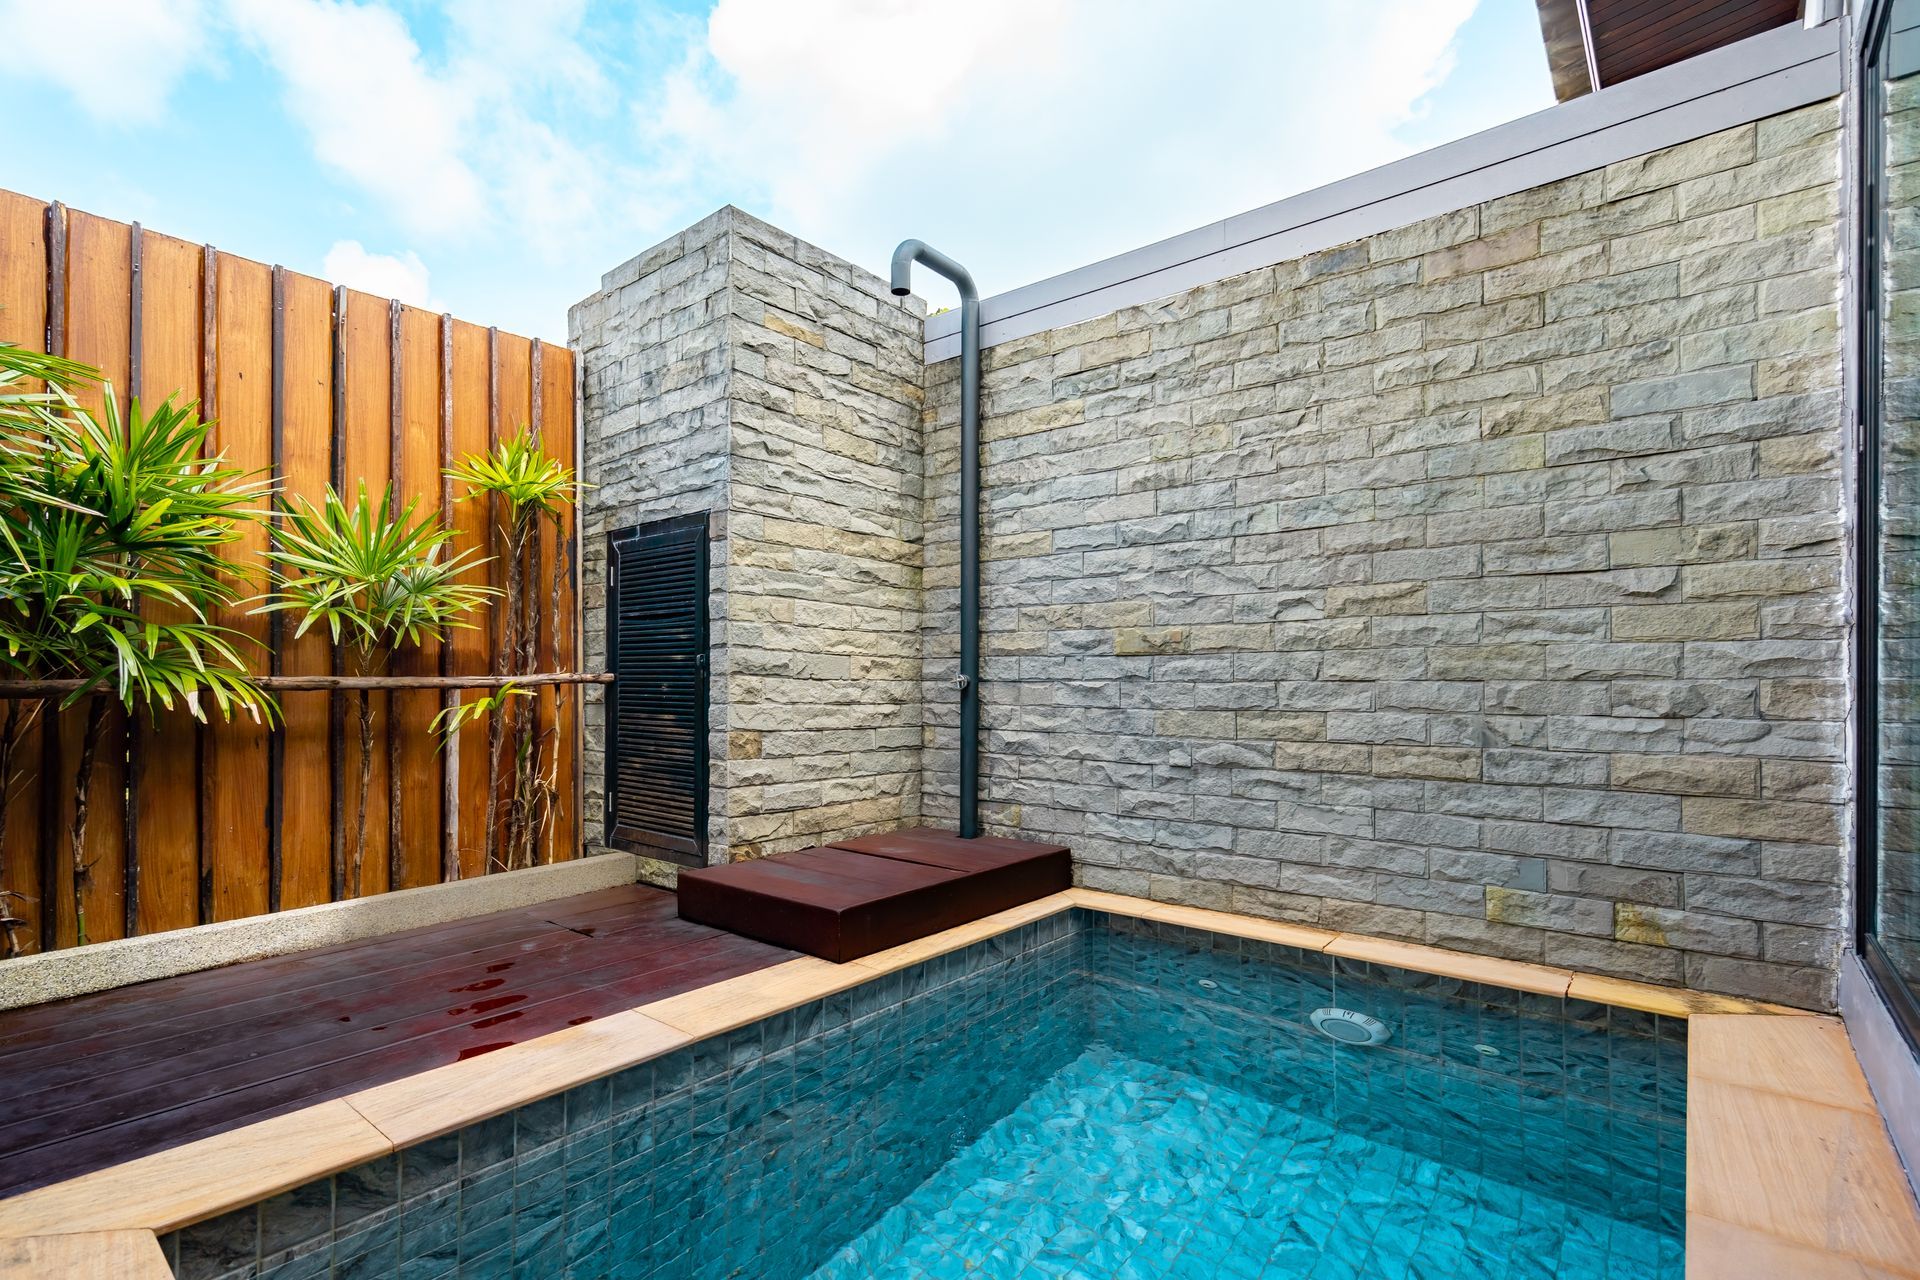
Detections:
573,210,735,868
574,102,1850,1006
572,207,925,870
721,216,927,856
921,102,1847,1007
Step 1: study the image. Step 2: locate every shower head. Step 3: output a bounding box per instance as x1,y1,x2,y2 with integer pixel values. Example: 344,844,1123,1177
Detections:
889,239,921,296
889,239,976,304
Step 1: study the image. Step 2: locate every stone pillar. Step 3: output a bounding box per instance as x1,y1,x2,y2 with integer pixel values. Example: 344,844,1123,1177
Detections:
572,208,926,874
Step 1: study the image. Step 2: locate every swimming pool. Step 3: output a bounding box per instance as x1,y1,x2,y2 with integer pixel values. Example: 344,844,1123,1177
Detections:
169,909,1684,1279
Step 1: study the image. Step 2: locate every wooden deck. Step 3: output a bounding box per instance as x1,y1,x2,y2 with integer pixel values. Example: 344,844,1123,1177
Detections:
0,885,794,1199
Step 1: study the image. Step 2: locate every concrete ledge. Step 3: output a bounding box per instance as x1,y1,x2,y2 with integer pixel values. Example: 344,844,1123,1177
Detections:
1687,1014,1920,1276
1842,953,1920,1198
0,1230,169,1279
0,853,642,1011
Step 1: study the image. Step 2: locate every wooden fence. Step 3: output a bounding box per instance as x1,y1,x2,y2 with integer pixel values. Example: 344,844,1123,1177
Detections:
0,190,582,954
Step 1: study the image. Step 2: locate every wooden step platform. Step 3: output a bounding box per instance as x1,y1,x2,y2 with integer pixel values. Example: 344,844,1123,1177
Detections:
676,827,1071,962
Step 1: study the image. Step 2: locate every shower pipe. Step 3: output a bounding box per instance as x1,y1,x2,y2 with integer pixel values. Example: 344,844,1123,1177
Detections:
890,239,981,839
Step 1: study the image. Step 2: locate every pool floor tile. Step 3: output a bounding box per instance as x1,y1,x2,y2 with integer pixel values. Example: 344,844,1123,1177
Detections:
806,1046,1682,1280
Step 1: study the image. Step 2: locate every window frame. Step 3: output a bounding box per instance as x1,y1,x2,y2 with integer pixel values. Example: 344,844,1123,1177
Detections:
1854,0,1920,1052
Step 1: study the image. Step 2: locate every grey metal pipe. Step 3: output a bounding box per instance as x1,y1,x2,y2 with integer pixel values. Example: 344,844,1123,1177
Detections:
890,239,981,838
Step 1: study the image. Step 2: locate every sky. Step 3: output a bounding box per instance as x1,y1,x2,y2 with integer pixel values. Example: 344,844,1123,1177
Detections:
1,0,1555,343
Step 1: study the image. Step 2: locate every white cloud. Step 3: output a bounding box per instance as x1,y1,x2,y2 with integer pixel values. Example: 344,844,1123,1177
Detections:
441,0,609,105
0,0,211,122
321,240,439,310
0,0,1545,342
643,0,1489,298
218,0,631,256
225,0,1507,334
650,0,1075,223
223,0,488,238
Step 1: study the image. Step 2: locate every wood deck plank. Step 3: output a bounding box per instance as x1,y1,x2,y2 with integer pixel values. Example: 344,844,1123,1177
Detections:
1687,1015,1920,1277
0,886,669,1056
0,926,747,1148
0,910,568,1053
0,1231,170,1280
1689,1013,1880,1115
0,885,792,1198
7,914,723,1108
0,1101,392,1237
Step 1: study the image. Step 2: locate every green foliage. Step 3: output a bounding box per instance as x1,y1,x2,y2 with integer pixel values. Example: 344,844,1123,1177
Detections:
259,482,492,897
446,429,578,872
431,681,531,745
446,429,578,522
0,343,277,946
0,344,274,723
259,483,495,659
0,345,97,434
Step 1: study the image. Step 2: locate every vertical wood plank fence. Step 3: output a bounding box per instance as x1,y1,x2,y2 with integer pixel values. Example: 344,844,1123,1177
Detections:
0,190,582,955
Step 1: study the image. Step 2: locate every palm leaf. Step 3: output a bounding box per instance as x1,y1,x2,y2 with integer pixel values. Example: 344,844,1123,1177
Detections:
0,350,272,721
446,429,580,522
257,482,496,657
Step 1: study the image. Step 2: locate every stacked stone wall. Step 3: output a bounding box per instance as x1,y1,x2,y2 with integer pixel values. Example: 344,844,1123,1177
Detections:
577,102,1851,1006
722,215,927,855
920,102,1847,1006
573,208,925,867
574,211,736,864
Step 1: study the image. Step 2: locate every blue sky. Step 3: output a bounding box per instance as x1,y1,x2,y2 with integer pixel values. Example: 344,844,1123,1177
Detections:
2,1,1554,342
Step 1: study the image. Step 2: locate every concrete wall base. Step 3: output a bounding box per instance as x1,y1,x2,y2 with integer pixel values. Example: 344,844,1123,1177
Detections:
1841,952,1920,1198
0,853,643,1011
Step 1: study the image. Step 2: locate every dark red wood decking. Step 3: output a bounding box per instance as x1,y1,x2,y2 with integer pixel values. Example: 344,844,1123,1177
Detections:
0,885,794,1199
677,827,1071,962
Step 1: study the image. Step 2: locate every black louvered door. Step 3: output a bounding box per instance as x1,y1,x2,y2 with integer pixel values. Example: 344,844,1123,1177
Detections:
605,515,709,864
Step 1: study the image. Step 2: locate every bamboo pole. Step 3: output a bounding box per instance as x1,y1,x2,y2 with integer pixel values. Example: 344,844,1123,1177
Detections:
0,673,613,698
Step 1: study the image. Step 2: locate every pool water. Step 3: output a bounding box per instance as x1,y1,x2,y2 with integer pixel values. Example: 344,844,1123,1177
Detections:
209,910,1683,1280
810,1045,1682,1279
810,915,1684,1280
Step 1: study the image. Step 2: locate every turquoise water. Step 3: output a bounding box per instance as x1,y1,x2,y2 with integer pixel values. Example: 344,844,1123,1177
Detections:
219,911,1683,1280
810,1045,1682,1280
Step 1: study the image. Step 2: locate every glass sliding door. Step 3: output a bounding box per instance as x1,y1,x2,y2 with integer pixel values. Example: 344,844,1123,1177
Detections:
1863,0,1920,1045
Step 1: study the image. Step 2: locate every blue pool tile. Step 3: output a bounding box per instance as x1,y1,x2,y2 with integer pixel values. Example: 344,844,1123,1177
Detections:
176,1206,259,1280
399,1134,461,1201
258,1178,332,1261
332,1216,399,1280
237,911,1681,1280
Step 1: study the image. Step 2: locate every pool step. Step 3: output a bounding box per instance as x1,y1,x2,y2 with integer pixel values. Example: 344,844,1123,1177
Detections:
675,827,1072,962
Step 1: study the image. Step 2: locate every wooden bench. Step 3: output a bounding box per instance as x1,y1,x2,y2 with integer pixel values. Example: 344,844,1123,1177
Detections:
675,827,1072,962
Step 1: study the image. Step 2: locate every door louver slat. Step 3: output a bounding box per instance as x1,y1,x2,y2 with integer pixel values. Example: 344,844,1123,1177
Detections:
605,514,708,865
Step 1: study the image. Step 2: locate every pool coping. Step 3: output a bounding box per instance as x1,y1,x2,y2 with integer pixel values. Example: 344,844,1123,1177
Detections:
2,887,1914,1279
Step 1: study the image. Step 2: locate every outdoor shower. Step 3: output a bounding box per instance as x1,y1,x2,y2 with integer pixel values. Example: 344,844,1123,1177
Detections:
890,240,981,839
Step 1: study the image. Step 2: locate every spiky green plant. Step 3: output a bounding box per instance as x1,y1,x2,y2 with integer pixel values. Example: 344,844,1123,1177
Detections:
0,345,86,953
0,344,274,947
430,681,530,741
258,484,493,896
447,431,577,872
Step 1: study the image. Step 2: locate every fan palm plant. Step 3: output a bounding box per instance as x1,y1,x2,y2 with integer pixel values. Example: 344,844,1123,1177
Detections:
446,431,577,871
0,345,92,953
259,484,493,896
0,344,274,947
